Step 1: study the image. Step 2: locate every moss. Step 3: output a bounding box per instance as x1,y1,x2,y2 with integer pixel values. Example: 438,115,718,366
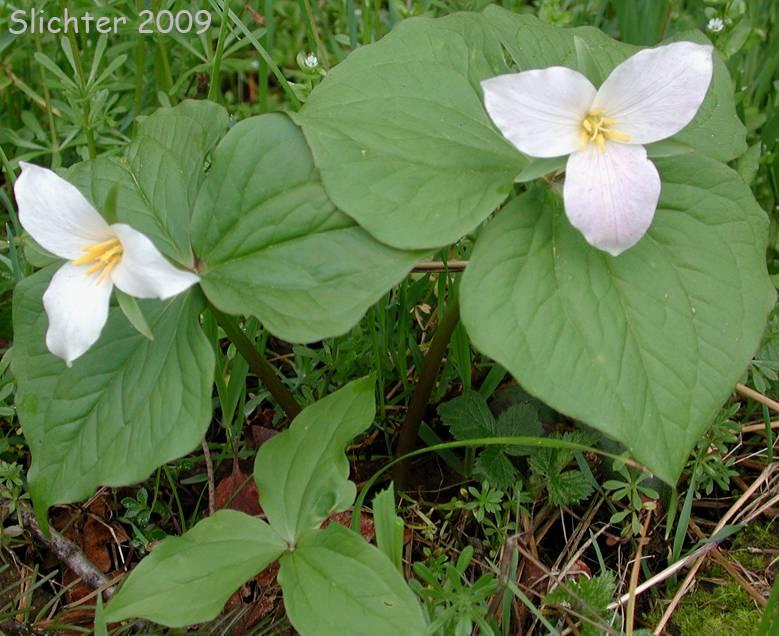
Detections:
642,521,776,634
729,519,778,571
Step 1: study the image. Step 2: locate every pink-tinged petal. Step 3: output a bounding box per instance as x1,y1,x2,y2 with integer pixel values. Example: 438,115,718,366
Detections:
15,163,112,259
592,42,713,145
482,67,596,158
110,224,199,300
43,262,113,366
563,143,661,256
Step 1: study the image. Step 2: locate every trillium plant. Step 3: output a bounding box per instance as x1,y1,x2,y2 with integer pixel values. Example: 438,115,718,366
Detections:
9,6,773,635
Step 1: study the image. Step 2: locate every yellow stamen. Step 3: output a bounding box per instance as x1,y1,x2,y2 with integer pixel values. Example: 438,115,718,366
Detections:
579,110,631,151
72,237,123,282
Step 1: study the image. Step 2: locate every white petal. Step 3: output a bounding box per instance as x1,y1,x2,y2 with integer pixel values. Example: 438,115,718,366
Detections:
43,262,113,366
591,42,713,145
110,224,199,299
482,67,596,158
563,143,661,256
15,163,112,259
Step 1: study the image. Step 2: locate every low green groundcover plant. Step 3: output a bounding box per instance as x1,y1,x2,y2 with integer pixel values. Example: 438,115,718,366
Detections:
8,4,773,633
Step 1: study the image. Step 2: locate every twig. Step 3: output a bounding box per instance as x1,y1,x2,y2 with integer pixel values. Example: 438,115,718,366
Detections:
652,463,776,634
735,383,779,413
626,508,653,635
486,533,521,622
609,463,777,614
742,420,779,434
202,439,215,516
17,506,116,598
688,518,767,608
411,260,468,273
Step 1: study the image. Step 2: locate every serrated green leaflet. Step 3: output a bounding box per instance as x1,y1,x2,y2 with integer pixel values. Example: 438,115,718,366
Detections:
253,376,375,543
295,13,524,250
67,100,228,266
279,523,427,636
483,6,746,163
106,510,285,627
461,154,773,484
191,114,421,342
13,268,214,524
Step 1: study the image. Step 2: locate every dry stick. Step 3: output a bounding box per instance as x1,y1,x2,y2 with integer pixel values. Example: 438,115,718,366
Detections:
608,463,777,614
211,307,302,420
17,507,115,599
411,260,468,273
626,508,653,636
652,463,777,634
393,296,461,490
742,420,779,434
202,439,215,516
735,383,779,413
687,517,767,608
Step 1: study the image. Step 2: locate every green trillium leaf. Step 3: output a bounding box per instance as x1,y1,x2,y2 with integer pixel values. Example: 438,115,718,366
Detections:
483,6,746,163
191,113,422,342
294,13,525,250
13,268,215,526
279,523,427,636
254,375,376,543
297,9,745,252
460,154,773,484
106,510,286,627
67,100,228,266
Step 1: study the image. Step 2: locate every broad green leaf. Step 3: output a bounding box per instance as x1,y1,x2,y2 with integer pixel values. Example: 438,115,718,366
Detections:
254,376,375,543
13,268,214,523
497,404,543,457
106,510,285,626
191,113,421,342
279,523,426,635
461,154,773,484
295,13,525,250
68,100,228,265
483,6,746,162
474,446,518,490
437,391,496,440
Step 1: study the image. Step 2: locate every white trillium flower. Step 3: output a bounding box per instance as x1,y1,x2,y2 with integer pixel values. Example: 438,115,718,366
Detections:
481,41,714,255
15,163,200,366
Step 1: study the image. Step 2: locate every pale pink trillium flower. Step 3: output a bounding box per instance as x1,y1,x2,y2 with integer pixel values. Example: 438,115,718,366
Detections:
481,42,714,256
15,163,200,366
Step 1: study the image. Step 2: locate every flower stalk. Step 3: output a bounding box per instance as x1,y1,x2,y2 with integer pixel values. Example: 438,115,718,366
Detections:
393,290,461,490
211,306,302,421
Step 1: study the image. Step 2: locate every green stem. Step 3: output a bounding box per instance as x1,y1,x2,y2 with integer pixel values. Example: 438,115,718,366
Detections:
32,31,59,166
208,0,231,101
393,293,461,489
211,307,302,420
58,0,95,159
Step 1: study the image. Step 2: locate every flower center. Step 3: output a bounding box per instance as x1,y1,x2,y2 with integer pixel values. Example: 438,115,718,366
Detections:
580,110,631,151
72,238,123,283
